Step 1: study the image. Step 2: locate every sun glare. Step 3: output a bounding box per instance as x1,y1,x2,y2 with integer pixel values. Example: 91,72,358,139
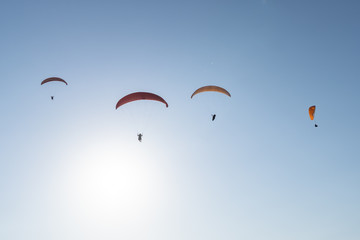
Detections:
61,140,163,224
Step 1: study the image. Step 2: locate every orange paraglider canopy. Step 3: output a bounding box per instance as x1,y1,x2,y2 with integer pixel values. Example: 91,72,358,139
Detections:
191,85,231,98
116,92,168,109
41,77,68,85
309,105,316,120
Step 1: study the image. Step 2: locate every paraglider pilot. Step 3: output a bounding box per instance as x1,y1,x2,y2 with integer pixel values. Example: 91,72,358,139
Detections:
308,106,318,128
51,96,54,100
212,114,216,121
137,133,143,142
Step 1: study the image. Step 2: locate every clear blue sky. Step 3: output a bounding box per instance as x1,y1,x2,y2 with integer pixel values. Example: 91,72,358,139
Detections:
1,1,359,239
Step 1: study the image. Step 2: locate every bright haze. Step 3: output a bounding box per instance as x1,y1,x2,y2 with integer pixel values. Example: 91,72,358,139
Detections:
0,1,359,240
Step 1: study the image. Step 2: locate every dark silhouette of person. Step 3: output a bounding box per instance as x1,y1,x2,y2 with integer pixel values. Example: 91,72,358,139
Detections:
212,114,216,121
51,96,54,100
315,124,318,127
137,133,143,142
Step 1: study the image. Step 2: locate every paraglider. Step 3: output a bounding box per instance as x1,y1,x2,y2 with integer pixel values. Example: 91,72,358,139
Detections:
309,105,318,127
41,77,68,86
116,92,168,142
41,77,68,100
191,85,230,121
191,85,231,99
116,92,168,109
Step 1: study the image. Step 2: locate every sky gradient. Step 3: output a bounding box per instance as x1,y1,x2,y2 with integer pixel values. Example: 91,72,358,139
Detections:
1,1,360,239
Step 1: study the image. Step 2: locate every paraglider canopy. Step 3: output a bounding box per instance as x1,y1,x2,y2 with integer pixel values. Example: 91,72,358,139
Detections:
191,85,231,98
41,77,68,85
309,105,316,120
116,92,168,109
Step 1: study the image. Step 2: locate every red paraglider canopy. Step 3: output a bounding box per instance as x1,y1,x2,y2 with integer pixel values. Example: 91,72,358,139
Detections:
116,92,168,109
41,77,68,85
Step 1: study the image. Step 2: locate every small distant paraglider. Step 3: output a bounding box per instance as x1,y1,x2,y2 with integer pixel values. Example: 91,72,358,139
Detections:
116,92,169,142
137,133,143,142
41,77,68,100
191,85,231,121
309,105,318,127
